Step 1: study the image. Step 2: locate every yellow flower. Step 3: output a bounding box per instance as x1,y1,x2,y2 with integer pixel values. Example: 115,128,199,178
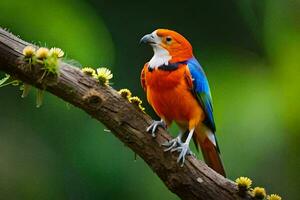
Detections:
252,187,266,199
267,194,282,200
22,46,36,58
129,96,142,106
96,67,113,85
36,47,50,59
138,104,146,113
129,96,145,112
50,47,64,58
118,88,132,100
235,177,252,191
82,67,97,78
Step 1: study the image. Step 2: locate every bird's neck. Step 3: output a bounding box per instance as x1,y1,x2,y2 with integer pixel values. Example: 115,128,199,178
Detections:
169,51,193,64
149,46,171,69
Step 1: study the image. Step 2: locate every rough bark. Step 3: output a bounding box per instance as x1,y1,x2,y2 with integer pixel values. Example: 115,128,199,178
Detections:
0,27,252,200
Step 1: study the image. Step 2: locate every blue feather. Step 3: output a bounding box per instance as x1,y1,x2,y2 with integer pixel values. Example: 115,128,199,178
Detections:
187,57,216,133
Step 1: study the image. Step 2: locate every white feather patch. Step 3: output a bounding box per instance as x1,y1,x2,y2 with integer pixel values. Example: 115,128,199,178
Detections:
148,31,171,69
206,129,217,146
149,46,171,69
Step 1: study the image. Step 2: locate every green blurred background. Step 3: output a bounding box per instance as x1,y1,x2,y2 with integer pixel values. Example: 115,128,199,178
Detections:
0,0,299,199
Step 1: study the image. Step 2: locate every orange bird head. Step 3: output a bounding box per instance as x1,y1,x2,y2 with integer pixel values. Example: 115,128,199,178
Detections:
140,29,193,69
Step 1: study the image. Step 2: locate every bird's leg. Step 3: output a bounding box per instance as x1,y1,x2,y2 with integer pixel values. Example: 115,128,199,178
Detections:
171,128,195,167
146,119,166,137
162,131,183,152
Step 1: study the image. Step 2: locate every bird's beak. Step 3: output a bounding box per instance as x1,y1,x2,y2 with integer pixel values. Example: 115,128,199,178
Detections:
140,34,156,45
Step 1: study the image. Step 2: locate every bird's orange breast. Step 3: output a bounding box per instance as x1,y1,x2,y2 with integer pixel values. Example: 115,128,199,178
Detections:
144,65,204,128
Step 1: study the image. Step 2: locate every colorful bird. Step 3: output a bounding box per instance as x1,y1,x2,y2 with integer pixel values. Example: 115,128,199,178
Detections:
140,29,226,176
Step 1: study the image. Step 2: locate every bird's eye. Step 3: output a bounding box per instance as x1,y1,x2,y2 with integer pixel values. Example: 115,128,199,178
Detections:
166,36,172,43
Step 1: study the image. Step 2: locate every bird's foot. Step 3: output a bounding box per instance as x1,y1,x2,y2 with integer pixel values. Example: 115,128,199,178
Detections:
171,142,194,167
146,120,166,137
162,136,182,152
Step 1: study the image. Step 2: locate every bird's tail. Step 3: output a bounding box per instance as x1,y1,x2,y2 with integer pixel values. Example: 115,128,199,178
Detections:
194,130,226,177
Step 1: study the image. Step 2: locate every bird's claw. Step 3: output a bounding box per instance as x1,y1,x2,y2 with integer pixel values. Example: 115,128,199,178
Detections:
162,137,182,152
171,143,194,167
146,120,166,137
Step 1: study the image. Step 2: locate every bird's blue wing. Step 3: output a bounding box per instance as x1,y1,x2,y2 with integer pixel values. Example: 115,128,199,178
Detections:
187,57,216,133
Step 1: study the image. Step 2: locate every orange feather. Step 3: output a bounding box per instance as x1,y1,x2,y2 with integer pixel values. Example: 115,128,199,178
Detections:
141,63,204,129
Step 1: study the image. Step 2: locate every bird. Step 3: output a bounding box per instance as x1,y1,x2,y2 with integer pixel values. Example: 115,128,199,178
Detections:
140,29,226,177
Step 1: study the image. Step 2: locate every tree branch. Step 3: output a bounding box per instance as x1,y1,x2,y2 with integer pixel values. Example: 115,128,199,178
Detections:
0,27,251,200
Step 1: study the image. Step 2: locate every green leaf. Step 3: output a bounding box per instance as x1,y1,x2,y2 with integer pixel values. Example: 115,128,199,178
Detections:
0,74,11,87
